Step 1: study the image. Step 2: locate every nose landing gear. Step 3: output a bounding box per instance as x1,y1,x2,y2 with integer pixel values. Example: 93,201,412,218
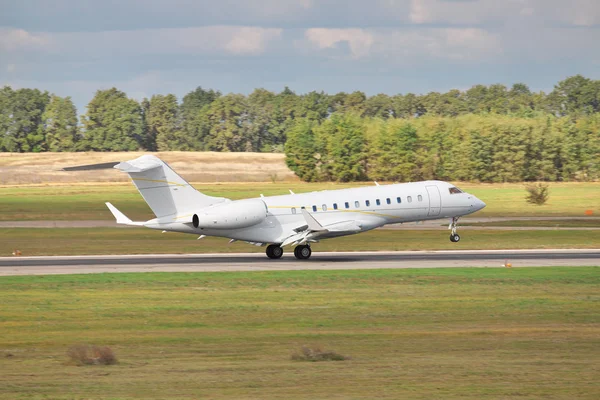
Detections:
449,217,461,243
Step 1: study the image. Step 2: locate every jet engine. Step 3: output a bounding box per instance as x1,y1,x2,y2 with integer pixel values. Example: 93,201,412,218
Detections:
192,199,268,229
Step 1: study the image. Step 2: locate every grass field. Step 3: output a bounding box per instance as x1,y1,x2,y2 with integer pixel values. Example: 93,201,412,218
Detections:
0,182,598,221
1,268,598,399
2,228,599,256
462,219,600,228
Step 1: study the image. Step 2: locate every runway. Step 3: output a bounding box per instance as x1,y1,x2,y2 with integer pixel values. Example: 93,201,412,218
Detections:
1,249,599,276
1,217,599,229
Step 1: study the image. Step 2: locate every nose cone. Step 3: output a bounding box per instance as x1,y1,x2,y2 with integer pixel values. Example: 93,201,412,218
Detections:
473,197,486,211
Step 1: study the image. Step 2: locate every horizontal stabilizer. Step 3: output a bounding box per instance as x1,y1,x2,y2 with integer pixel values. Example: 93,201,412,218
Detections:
62,162,119,171
105,202,144,226
114,159,161,173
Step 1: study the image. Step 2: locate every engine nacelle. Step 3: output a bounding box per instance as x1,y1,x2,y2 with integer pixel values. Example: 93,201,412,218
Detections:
192,199,268,229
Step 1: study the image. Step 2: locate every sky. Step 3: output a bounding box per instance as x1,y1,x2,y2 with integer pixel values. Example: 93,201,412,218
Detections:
1,0,599,113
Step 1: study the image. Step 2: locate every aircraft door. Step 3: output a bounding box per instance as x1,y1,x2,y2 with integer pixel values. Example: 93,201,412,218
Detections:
426,185,441,216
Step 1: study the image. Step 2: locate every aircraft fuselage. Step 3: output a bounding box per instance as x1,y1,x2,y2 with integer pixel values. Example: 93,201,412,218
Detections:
142,180,485,244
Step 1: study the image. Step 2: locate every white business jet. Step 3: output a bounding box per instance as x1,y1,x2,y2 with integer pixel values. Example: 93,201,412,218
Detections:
99,155,485,260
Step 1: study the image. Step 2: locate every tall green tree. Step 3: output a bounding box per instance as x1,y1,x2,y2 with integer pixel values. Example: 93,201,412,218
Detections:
364,94,393,119
204,94,247,151
316,114,367,182
81,88,144,151
147,94,181,151
180,86,220,150
2,88,49,152
0,86,14,151
268,87,302,149
392,93,425,118
297,91,330,121
343,91,367,116
246,88,277,152
369,119,418,181
284,119,321,182
548,75,600,116
43,95,79,151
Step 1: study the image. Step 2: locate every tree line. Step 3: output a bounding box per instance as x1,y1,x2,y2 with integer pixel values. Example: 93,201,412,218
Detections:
285,113,599,183
0,75,598,182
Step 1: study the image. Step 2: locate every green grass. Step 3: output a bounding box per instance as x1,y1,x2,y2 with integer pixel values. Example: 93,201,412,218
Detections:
0,182,598,221
1,268,599,399
459,182,599,218
462,219,600,228
1,228,599,256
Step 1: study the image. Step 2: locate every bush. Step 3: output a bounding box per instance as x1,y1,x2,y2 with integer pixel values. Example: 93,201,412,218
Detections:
291,346,349,362
525,183,550,205
67,344,117,366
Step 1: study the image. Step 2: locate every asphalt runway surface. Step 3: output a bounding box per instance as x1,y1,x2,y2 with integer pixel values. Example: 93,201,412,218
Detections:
1,250,598,276
1,217,599,229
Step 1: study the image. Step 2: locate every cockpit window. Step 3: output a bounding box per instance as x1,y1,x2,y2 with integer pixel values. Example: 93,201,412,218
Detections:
449,187,464,194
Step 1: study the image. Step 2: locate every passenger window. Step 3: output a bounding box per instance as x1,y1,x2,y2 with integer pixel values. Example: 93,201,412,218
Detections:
397,197,401,204
301,206,306,209
386,198,391,205
418,195,423,202
333,203,338,210
376,199,381,206
407,196,412,203
291,207,296,214
366,200,371,207
355,201,360,208
345,202,350,209
322,204,327,211
312,205,317,212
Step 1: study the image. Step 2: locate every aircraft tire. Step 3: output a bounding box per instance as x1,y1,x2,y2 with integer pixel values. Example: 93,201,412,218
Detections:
294,245,312,260
450,234,460,243
266,244,283,259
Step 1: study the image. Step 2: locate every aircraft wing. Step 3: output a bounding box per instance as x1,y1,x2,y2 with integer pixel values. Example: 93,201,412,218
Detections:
280,210,362,247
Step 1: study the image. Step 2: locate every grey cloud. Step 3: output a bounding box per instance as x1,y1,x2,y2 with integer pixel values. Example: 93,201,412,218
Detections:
0,0,414,31
3,0,596,33
1,0,599,115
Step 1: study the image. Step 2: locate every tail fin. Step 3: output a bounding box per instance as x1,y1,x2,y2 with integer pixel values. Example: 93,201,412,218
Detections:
115,155,226,218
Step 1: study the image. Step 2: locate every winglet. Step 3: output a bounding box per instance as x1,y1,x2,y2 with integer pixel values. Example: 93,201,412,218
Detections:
105,202,141,225
301,208,327,232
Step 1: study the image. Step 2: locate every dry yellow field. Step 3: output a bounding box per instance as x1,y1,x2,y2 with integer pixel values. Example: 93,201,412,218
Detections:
0,152,299,184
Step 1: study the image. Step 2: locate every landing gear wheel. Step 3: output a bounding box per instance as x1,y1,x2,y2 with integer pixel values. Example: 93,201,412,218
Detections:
449,217,460,243
294,245,312,260
450,234,461,243
266,244,283,259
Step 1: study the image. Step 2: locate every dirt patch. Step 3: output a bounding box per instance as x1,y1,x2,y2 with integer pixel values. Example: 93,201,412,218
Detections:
0,152,298,184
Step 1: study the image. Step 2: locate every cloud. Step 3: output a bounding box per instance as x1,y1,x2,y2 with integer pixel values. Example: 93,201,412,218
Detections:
409,0,507,25
408,0,600,26
224,27,283,55
552,0,600,26
302,27,501,62
305,28,375,58
0,26,283,58
0,28,52,51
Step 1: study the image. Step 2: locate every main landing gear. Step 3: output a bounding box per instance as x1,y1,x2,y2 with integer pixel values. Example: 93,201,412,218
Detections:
266,244,283,259
449,217,461,243
293,244,312,260
266,244,312,260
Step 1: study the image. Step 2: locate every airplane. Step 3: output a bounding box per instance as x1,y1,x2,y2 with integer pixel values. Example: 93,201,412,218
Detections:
69,155,486,260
